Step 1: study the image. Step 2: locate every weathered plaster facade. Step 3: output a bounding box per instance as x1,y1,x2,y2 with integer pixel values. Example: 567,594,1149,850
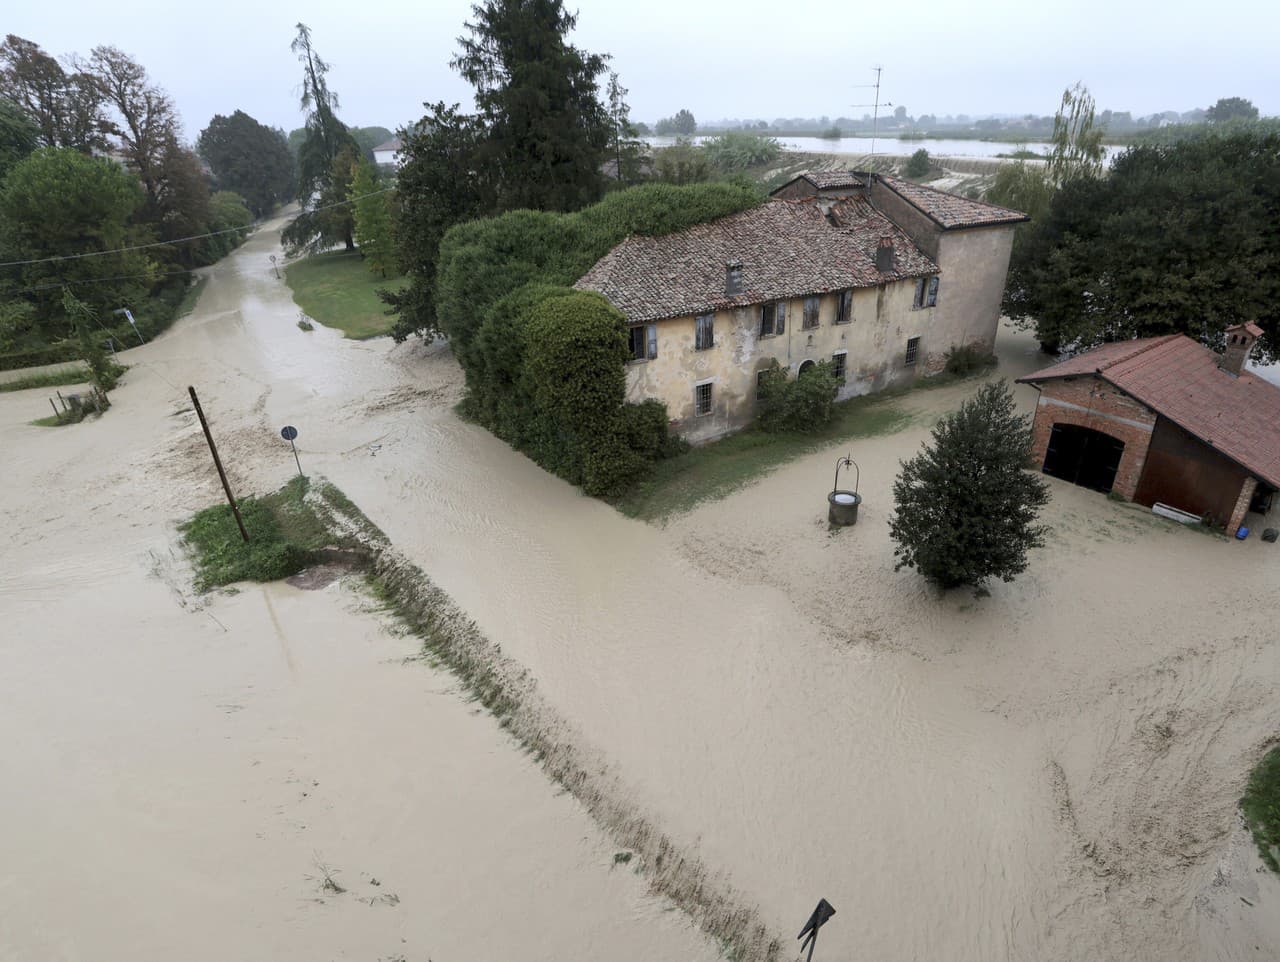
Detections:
578,171,1027,445
627,278,944,443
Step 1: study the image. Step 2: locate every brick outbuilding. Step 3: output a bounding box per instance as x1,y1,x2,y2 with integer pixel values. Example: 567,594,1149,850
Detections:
1017,324,1279,536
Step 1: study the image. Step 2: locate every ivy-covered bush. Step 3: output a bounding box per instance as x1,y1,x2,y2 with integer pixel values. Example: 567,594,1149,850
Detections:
436,181,762,494
756,360,840,433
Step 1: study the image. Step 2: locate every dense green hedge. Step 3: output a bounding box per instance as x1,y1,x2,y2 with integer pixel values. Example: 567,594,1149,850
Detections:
439,182,759,494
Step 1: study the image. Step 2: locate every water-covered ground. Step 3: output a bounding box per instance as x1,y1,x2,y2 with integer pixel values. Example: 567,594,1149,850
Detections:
2,215,1277,961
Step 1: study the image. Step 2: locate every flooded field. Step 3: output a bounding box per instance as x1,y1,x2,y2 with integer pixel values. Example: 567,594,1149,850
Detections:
2,215,1277,961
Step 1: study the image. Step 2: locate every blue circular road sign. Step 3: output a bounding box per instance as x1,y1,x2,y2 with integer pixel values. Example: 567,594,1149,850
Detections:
281,425,298,441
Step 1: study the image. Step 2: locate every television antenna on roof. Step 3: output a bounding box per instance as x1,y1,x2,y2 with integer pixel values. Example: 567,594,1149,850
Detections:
851,66,893,162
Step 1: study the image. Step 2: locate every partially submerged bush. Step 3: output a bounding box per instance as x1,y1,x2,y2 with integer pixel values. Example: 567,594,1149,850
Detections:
756,360,839,433
944,343,998,377
1243,743,1280,873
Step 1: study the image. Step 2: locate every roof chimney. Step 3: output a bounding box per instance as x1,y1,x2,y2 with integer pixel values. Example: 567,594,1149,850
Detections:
875,236,895,274
1218,321,1262,376
725,260,743,297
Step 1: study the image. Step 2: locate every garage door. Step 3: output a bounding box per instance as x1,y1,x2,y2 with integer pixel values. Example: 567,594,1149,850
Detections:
1042,423,1125,493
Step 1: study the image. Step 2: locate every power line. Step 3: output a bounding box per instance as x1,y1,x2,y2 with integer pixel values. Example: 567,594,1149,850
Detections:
0,187,395,270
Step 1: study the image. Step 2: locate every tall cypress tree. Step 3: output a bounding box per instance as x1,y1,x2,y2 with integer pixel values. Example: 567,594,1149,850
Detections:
451,0,611,212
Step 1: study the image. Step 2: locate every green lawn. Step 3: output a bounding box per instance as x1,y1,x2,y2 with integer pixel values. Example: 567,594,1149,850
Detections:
285,251,408,339
1244,743,1280,873
180,477,359,591
609,388,922,522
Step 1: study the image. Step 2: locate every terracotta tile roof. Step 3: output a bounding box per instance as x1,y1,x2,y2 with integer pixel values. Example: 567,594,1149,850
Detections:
775,170,867,191
574,197,936,324
878,175,1029,229
1018,336,1280,488
372,138,402,153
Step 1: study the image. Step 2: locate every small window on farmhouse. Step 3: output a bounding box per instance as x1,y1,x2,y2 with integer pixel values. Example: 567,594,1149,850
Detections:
904,337,920,367
802,296,820,330
628,324,657,361
695,313,715,351
756,369,769,400
695,382,713,417
832,351,847,383
835,290,853,324
760,301,786,337
914,277,939,309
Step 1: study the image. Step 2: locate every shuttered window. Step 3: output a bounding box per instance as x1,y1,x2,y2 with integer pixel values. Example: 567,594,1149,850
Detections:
802,297,820,329
695,313,714,350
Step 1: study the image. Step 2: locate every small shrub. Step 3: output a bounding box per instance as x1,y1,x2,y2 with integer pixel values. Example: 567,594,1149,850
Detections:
904,148,931,178
1243,743,1280,873
944,343,998,377
820,126,843,139
757,360,839,433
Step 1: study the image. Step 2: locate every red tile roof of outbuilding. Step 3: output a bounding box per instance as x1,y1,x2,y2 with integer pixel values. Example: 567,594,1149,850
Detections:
1018,335,1280,488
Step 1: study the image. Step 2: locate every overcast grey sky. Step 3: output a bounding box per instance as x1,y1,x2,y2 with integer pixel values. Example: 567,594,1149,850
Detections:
9,0,1277,139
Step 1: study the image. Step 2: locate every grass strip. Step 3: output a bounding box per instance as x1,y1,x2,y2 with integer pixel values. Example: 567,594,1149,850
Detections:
285,250,408,339
302,482,784,962
1243,743,1280,873
0,365,95,393
180,476,359,591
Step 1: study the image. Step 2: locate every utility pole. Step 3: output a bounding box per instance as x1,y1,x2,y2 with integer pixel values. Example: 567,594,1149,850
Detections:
188,385,249,543
851,66,893,162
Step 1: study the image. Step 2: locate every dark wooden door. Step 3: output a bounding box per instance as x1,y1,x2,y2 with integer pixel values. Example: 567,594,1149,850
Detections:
1042,423,1125,493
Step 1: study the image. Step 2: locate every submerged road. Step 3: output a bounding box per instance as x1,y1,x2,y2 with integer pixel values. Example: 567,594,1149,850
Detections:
3,214,1278,961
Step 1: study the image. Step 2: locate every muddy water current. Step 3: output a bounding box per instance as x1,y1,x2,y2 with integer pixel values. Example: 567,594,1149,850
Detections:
3,215,1278,961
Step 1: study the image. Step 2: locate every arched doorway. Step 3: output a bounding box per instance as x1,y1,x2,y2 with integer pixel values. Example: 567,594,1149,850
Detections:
1042,423,1126,493
797,359,816,377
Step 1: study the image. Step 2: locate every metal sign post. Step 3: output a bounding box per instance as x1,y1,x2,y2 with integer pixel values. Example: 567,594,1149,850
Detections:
270,254,280,279
281,425,303,478
112,307,143,345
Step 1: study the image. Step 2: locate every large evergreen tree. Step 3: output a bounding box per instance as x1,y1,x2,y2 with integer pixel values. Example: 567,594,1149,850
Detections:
382,104,491,341
1004,129,1280,358
451,0,611,212
283,22,360,253
197,110,294,216
349,160,393,278
889,381,1049,590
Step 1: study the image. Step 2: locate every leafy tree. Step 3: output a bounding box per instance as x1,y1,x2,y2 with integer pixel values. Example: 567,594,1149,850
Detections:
0,96,39,181
63,287,118,399
452,0,611,212
889,381,1049,589
656,109,696,136
700,131,780,171
291,23,357,201
349,125,393,162
654,139,710,184
605,72,646,185
84,45,180,216
197,110,294,216
200,191,254,262
756,359,839,432
1004,129,1280,358
1047,82,1105,186
350,160,393,277
0,35,109,151
904,148,931,177
1206,97,1259,122
382,103,492,341
284,23,361,252
154,146,212,265
0,147,151,331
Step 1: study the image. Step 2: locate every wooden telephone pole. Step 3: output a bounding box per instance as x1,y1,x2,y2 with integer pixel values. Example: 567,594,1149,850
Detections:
188,386,249,543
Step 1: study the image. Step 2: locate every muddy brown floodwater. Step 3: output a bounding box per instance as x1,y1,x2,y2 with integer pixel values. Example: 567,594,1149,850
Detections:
3,214,1278,962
